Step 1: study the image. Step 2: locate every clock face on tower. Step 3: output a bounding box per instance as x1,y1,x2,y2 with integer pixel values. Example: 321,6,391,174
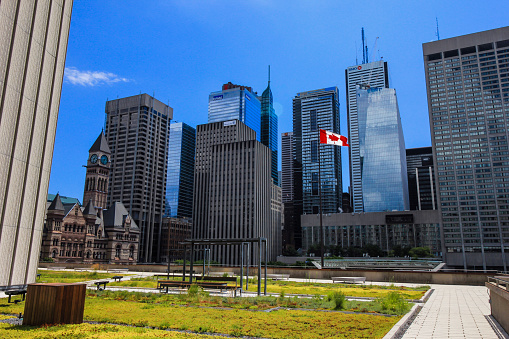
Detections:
100,155,109,165
90,154,98,164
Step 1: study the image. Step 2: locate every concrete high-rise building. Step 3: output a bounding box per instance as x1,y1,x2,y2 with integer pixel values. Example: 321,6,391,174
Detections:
83,132,111,210
192,120,279,265
164,122,195,219
423,26,509,270
345,61,389,212
281,132,295,203
105,94,172,263
356,86,409,212
293,87,342,215
208,82,261,140
0,0,73,290
260,69,278,185
406,147,437,211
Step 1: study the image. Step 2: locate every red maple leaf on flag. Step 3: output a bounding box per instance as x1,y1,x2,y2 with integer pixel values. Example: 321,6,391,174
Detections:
328,134,340,141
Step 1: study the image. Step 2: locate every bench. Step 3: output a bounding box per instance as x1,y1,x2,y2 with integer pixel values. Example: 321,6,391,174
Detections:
108,268,129,273
36,274,41,279
331,277,366,284
74,268,89,271
209,271,235,277
266,274,290,281
112,276,123,282
94,281,109,290
170,270,196,277
158,281,237,296
196,276,241,297
5,289,27,304
47,266,66,270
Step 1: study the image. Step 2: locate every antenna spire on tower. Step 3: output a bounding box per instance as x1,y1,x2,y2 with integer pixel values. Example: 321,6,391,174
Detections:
361,27,366,64
436,17,440,40
268,65,271,85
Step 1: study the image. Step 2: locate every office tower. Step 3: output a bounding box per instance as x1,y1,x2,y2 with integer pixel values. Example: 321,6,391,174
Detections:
406,147,437,211
281,132,295,203
281,131,299,250
356,87,409,212
345,61,389,212
260,68,278,185
208,82,261,139
0,0,73,290
164,122,196,219
105,94,172,263
192,120,278,265
423,26,509,270
83,132,111,210
293,87,342,215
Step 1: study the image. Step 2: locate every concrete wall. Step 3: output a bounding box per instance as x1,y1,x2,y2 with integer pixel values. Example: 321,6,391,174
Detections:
485,282,509,333
39,262,493,285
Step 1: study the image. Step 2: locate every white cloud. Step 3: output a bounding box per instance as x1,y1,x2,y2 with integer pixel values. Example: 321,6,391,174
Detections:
64,67,130,86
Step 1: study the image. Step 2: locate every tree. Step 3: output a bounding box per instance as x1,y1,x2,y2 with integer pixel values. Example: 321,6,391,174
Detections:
409,246,433,258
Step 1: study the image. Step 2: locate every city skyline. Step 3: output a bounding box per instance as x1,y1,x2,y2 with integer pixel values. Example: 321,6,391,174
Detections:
49,1,509,200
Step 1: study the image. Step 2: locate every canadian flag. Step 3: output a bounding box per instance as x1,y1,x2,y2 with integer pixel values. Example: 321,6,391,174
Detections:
319,129,349,147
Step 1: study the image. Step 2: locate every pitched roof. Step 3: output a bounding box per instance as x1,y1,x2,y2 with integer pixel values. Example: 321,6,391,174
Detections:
103,202,139,230
48,193,65,211
47,193,80,205
89,131,111,154
82,199,97,216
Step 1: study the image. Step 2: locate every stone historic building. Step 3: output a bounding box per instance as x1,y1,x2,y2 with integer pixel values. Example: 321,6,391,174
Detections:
40,133,139,264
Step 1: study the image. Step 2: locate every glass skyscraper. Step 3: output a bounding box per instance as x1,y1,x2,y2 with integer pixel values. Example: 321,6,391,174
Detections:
345,61,389,212
260,72,278,185
293,87,342,215
165,122,196,219
357,87,409,212
208,82,261,140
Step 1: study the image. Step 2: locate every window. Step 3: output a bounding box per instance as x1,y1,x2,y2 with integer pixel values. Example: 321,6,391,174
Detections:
311,140,318,163
310,110,317,131
115,245,121,258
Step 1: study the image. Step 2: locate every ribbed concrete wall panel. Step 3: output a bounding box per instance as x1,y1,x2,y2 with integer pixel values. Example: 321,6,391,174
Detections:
0,0,73,289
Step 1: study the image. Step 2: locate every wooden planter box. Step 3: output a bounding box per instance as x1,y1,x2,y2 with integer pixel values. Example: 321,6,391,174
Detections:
23,283,86,326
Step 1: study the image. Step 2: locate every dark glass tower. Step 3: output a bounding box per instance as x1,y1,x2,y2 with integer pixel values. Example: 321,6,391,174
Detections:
261,66,279,185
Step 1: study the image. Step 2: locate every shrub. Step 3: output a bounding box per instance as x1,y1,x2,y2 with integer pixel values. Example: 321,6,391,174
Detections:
326,291,346,310
41,257,54,263
377,291,411,315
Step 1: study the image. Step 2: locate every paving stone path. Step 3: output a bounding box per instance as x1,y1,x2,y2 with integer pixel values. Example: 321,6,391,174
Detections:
402,285,508,339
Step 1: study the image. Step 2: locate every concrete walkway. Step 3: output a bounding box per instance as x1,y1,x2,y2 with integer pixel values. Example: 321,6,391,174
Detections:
402,284,508,339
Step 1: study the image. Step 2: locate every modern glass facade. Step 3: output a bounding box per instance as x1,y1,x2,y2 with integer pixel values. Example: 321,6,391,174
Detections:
406,147,437,211
423,26,509,270
345,61,389,212
357,87,409,212
293,87,342,215
165,122,196,219
261,80,278,185
208,85,261,140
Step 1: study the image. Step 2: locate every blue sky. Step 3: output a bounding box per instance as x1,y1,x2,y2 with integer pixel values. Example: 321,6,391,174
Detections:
49,0,509,200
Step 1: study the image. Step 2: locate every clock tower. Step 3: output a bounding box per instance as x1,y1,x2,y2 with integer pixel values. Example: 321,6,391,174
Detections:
83,131,111,210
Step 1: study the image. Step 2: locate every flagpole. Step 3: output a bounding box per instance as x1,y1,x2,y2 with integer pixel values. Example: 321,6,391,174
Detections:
318,132,324,269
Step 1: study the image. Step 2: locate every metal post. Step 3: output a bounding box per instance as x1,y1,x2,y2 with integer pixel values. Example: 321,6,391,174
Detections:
189,242,194,283
240,243,244,293
207,248,210,275
318,136,325,269
167,248,170,280
258,238,262,296
246,243,250,290
182,246,186,282
202,249,206,277
264,239,267,296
